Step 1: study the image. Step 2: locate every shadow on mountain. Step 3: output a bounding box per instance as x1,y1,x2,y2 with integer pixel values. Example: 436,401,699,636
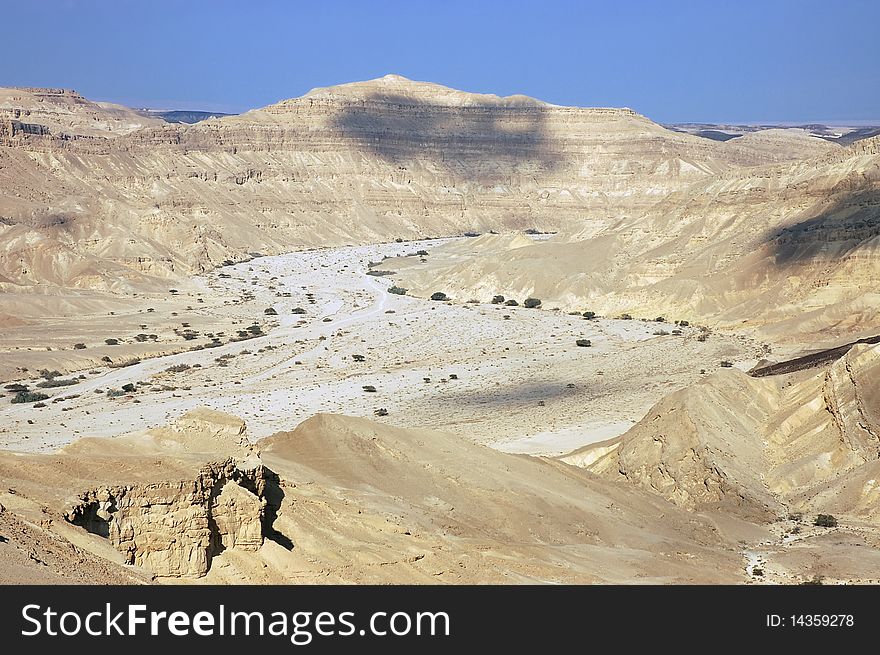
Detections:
768,188,880,267
329,93,560,183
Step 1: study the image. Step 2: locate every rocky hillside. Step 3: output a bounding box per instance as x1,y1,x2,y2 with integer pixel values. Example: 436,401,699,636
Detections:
0,408,746,583
390,134,880,341
563,343,880,522
0,75,825,299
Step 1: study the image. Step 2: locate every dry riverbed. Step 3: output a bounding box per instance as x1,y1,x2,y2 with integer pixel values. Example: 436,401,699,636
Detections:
0,239,761,453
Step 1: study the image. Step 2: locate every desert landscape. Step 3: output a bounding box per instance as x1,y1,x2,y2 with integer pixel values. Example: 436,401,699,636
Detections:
1,74,879,586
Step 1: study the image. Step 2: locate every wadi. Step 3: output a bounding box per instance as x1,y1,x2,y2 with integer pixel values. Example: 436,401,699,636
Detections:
1,76,878,585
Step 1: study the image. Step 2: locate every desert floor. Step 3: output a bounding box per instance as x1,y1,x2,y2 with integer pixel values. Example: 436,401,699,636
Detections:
0,238,761,453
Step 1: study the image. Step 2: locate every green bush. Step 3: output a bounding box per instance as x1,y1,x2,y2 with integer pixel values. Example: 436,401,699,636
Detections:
11,391,49,404
814,514,838,528
430,292,449,301
388,286,407,296
36,378,78,388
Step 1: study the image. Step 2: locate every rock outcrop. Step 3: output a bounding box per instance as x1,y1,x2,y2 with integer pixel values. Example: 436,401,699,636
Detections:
65,457,269,578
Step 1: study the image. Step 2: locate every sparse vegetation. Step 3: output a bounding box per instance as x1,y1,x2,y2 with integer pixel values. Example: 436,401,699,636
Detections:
619,314,632,320
388,286,408,296
523,298,542,309
582,311,596,319
430,292,449,301
362,385,377,393
73,343,87,350
264,307,278,315
504,299,519,306
36,378,79,388
575,339,592,347
491,295,505,304
11,391,49,404
814,514,838,528
374,408,389,416
720,361,733,368
291,307,307,314
105,338,120,346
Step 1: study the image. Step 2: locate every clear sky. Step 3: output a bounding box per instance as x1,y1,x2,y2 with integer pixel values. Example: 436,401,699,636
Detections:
4,0,879,123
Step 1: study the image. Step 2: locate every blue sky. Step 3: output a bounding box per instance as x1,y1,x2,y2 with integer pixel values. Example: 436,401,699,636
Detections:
4,0,879,122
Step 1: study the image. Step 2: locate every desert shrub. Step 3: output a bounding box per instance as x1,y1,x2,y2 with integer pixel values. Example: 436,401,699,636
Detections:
618,313,632,320
362,385,377,393
39,369,62,379
33,402,46,408
11,391,49,404
449,374,458,380
814,514,838,528
101,356,112,363
264,307,278,315
654,316,666,323
36,378,78,388
166,364,191,373
352,354,366,362
5,384,30,393
121,383,136,393
374,408,389,416
697,334,709,342
388,286,408,296
73,343,87,350
653,330,670,336
678,320,690,327
291,307,307,314
575,339,592,347
109,358,141,368
504,299,519,306
523,298,542,309
416,250,428,256
752,568,764,577
582,311,596,319
720,361,733,368
491,295,505,304
787,512,803,521
366,270,395,277
106,389,125,398
430,292,449,301
105,338,119,346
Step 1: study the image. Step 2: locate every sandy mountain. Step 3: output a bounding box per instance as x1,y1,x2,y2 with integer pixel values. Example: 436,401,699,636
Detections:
391,135,879,342
563,342,880,521
0,87,163,138
0,407,749,584
0,75,822,310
